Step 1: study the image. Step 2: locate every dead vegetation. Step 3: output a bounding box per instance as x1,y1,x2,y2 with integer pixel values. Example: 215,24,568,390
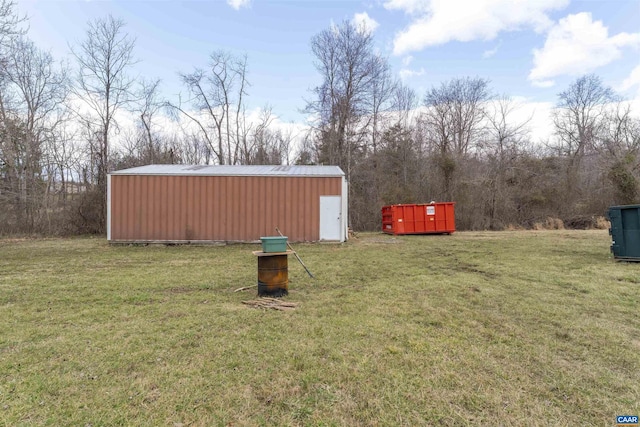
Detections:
241,298,299,311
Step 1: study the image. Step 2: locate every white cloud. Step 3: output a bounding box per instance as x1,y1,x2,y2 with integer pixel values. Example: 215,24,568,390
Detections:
227,0,250,11
383,0,430,15
482,48,497,59
529,13,640,86
402,55,414,66
352,12,379,34
531,79,555,88
482,44,499,59
399,67,425,80
385,0,569,55
619,64,640,97
514,100,555,143
483,97,555,143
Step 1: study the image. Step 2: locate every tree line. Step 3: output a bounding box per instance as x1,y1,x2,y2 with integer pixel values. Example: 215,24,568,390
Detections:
303,22,639,231
1,2,638,236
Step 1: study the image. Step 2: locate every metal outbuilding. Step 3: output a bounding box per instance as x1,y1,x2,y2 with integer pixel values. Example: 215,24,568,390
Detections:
107,165,348,243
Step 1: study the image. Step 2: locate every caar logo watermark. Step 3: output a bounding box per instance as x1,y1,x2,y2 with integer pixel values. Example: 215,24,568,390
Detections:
617,415,639,426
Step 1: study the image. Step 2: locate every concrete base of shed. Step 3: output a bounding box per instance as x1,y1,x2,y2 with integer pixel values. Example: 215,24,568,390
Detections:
108,239,259,246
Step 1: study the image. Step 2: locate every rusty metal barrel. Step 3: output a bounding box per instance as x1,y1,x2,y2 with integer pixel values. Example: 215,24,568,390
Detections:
257,254,288,297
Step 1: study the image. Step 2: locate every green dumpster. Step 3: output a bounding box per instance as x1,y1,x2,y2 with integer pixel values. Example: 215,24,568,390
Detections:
608,204,640,261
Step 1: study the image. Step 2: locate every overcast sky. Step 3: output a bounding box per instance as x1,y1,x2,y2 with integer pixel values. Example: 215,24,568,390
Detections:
16,0,640,141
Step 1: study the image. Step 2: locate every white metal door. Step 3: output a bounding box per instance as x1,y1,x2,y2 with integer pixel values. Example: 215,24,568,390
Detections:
319,196,341,241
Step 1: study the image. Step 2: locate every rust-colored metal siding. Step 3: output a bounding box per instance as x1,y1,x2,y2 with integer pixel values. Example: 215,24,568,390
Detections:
110,175,342,242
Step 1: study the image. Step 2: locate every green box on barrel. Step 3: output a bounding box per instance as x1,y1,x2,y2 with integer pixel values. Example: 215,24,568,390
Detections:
260,236,287,253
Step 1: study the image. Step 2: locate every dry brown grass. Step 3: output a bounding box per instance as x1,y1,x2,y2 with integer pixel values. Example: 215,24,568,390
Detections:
595,215,611,229
533,217,565,230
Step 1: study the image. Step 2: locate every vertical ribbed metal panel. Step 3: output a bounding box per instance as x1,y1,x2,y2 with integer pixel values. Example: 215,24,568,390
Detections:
109,175,342,242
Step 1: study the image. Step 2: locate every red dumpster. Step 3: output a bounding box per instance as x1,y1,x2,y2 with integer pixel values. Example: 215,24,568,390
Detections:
382,203,455,235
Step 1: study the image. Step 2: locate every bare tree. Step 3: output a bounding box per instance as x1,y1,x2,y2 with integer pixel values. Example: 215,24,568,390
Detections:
71,14,136,232
0,0,27,232
47,111,81,210
0,36,69,231
138,78,163,163
368,64,397,154
239,107,298,166
420,77,491,200
483,96,532,229
378,123,419,201
0,0,24,52
552,74,616,200
241,106,273,164
423,77,491,156
294,131,317,166
276,125,295,165
170,50,249,165
306,20,396,233
180,131,211,165
595,101,640,204
392,83,418,128
306,20,392,180
595,101,640,159
554,74,616,158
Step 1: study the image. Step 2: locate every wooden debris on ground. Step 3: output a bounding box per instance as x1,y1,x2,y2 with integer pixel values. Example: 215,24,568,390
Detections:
241,297,299,311
234,284,258,292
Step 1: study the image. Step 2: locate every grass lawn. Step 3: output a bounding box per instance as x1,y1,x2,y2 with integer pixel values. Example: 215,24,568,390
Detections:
0,230,639,426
